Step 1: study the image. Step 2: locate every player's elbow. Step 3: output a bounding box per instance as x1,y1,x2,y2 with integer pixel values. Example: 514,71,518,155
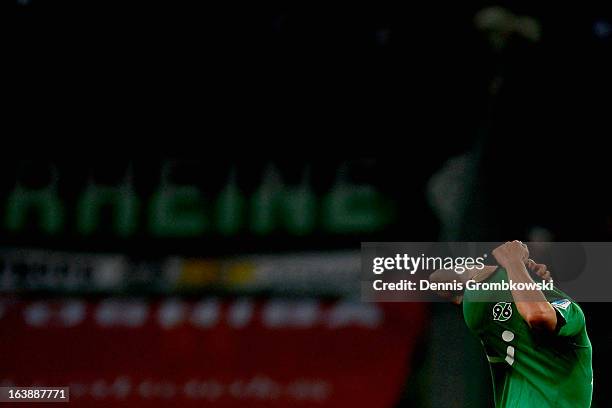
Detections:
523,308,557,332
429,269,447,283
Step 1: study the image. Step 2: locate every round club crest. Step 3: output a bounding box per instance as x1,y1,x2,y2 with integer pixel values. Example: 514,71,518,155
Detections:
492,302,512,321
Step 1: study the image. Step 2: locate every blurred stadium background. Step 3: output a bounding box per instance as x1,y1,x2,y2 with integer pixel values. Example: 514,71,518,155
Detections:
2,1,612,407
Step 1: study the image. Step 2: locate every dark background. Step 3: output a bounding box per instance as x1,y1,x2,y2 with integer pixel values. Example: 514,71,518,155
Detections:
2,1,612,407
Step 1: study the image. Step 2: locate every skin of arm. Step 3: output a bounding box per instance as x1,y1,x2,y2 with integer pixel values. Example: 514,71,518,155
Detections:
492,241,557,332
429,265,499,304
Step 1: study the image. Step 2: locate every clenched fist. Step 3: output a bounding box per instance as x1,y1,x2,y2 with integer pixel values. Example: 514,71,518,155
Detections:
492,240,529,269
526,259,552,282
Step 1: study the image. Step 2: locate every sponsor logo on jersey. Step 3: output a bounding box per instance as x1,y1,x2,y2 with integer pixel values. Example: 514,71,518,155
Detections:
492,302,512,321
551,298,571,310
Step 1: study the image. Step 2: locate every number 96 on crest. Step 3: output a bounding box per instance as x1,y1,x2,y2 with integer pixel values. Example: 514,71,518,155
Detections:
493,302,513,321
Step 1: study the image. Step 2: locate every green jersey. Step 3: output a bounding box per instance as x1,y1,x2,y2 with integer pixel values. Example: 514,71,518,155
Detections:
463,267,593,408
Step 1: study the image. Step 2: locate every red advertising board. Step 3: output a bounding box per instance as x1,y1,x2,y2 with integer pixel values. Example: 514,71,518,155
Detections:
0,298,427,407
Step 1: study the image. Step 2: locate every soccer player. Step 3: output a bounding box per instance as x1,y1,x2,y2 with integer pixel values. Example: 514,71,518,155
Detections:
430,241,593,407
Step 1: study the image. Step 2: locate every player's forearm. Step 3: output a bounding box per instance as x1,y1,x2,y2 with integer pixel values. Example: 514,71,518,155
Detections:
505,258,557,331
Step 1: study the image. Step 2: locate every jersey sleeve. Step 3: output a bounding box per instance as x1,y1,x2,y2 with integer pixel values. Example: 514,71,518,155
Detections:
551,299,585,337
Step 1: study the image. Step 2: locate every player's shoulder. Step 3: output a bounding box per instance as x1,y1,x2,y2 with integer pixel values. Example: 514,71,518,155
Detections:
550,298,573,311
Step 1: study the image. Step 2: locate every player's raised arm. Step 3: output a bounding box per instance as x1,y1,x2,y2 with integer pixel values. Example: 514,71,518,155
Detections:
492,241,558,332
429,265,499,304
